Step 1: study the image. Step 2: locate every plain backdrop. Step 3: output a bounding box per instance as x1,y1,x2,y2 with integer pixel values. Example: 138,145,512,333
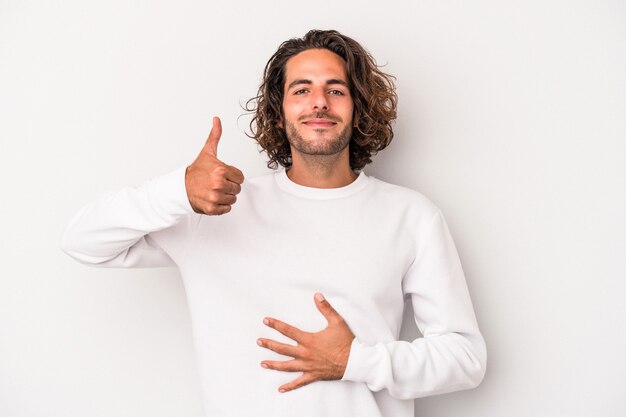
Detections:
1,1,625,416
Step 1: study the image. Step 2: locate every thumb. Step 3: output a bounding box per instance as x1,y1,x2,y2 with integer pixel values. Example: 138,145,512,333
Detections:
204,116,222,157
314,293,341,324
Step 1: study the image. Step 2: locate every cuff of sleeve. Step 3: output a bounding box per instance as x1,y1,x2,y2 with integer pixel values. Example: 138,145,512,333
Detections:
147,166,195,218
341,338,386,389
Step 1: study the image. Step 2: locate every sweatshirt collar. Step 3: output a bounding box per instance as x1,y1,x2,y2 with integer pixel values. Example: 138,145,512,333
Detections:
274,169,369,200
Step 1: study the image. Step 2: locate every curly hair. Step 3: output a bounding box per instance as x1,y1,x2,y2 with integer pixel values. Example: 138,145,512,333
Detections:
245,29,397,170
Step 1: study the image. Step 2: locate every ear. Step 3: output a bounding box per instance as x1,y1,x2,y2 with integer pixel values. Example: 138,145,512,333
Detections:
277,110,284,129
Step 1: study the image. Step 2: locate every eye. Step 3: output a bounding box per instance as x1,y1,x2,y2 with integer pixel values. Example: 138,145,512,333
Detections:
328,89,345,95
294,88,309,95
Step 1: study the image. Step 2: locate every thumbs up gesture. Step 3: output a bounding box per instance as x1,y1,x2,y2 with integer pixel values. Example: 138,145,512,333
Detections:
185,117,245,215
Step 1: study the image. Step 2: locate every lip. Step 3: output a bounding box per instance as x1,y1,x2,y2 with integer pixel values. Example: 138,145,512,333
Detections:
302,118,337,127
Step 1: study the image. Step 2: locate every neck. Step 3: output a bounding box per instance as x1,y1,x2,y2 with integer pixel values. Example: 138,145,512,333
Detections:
287,150,357,188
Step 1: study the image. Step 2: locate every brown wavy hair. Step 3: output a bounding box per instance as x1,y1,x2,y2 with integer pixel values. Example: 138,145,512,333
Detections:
245,29,397,170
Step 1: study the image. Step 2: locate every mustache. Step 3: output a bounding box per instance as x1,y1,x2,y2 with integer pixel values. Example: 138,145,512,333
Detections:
297,112,342,123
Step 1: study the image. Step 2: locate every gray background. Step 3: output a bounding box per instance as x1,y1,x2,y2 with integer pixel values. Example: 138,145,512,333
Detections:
1,0,625,416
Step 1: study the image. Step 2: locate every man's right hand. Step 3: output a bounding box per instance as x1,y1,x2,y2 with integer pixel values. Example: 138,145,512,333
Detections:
185,116,245,215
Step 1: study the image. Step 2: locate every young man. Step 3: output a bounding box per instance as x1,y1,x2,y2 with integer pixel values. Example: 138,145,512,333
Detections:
62,30,486,417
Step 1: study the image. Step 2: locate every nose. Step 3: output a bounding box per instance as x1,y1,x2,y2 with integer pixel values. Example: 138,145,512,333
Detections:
311,89,329,111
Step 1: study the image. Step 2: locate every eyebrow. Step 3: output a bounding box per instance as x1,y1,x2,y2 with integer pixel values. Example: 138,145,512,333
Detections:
287,78,349,90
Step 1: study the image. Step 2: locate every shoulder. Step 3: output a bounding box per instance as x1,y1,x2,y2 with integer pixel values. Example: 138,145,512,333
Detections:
365,175,441,218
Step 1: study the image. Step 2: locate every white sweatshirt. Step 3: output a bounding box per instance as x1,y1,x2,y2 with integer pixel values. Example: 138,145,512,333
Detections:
61,167,486,417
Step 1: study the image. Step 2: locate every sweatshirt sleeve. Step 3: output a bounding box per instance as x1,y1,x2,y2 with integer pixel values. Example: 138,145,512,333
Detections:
341,210,487,399
60,167,197,268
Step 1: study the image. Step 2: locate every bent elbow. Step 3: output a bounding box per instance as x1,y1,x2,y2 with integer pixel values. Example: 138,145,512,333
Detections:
60,228,89,264
60,227,79,260
468,357,486,389
60,224,105,266
467,334,487,389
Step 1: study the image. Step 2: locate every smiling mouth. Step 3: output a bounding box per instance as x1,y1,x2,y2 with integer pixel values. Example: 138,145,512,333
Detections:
302,118,337,128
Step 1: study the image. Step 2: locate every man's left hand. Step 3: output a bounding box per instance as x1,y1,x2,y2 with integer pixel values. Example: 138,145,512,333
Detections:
257,292,355,393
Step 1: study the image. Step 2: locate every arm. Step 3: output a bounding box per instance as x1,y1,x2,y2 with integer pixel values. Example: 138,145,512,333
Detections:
61,116,244,267
341,210,487,399
257,211,486,398
60,167,194,267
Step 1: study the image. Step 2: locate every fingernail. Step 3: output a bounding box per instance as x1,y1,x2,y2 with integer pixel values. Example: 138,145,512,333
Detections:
261,362,268,368
257,339,263,346
263,318,269,325
315,292,325,302
279,388,286,393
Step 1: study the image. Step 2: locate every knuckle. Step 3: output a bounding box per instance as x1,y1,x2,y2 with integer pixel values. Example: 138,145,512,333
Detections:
207,191,219,202
206,203,219,214
276,362,290,371
298,348,312,360
300,333,312,344
205,203,230,216
214,179,229,193
215,166,228,176
212,178,225,190
284,328,296,339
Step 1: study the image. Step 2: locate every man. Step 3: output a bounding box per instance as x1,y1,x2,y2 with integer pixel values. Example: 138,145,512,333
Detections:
62,30,486,417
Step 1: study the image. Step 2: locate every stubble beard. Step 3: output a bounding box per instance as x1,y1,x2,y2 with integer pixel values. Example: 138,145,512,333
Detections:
285,119,353,158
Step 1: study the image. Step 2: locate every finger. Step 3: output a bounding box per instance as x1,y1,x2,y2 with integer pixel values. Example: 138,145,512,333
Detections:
313,292,342,324
257,338,298,358
223,180,242,196
260,359,306,372
204,116,222,157
208,177,239,197
217,204,232,215
207,204,232,216
226,165,245,184
278,373,317,393
207,169,241,195
263,317,308,343
212,193,236,206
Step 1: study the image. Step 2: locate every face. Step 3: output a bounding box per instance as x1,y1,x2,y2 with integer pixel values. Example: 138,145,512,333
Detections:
281,48,354,158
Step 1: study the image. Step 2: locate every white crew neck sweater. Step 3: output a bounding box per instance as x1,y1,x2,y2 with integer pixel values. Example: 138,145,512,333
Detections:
62,167,486,417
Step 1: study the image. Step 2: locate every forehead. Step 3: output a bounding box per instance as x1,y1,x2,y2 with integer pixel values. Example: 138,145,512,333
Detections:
284,48,348,86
